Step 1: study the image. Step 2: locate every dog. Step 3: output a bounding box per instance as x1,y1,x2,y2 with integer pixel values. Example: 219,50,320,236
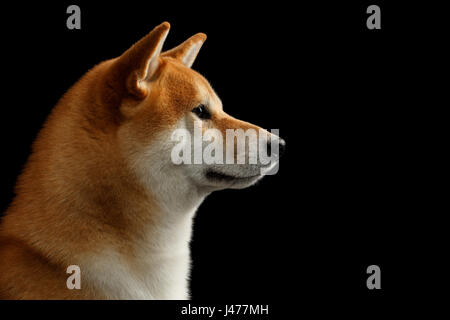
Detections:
0,22,285,299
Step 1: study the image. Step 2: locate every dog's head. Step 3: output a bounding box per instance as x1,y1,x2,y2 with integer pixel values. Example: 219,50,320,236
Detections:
99,22,284,198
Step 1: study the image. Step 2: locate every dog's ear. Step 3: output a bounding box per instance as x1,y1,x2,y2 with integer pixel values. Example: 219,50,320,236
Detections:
162,33,206,68
114,22,170,99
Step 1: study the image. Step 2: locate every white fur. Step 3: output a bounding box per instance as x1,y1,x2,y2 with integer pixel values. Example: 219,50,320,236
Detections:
81,213,195,299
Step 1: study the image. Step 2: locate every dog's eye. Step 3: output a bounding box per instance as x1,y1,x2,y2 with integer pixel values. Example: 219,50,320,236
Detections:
192,104,210,120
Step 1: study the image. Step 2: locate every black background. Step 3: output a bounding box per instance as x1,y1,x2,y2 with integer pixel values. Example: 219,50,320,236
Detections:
0,0,440,316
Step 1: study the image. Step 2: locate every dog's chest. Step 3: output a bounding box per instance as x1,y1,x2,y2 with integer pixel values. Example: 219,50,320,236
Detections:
85,247,191,300
83,215,195,299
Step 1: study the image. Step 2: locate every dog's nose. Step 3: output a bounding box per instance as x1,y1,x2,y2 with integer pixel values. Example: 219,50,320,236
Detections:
267,138,286,157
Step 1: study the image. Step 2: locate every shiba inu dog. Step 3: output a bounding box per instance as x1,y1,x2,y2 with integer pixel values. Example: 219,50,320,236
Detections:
0,22,285,299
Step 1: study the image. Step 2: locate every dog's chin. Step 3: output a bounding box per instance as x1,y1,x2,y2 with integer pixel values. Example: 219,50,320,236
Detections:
201,169,263,190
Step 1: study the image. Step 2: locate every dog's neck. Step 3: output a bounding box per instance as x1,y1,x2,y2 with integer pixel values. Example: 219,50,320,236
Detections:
53,162,205,299
80,151,207,299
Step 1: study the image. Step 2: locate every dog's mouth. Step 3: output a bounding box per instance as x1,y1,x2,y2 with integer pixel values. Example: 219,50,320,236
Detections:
205,170,260,182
